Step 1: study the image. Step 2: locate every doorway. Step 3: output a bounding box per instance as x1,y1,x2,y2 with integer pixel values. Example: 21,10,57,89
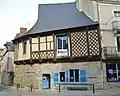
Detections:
42,74,51,89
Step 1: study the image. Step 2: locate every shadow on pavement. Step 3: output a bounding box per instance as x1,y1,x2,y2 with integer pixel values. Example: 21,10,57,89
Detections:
0,83,11,91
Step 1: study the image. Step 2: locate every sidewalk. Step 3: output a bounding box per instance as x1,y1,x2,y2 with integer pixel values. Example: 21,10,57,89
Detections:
12,87,120,96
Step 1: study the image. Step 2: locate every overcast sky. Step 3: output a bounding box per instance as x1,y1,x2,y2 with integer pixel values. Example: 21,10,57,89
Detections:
0,0,75,48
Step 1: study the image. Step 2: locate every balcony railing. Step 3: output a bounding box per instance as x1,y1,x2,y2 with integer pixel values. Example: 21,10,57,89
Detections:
112,21,120,30
103,46,120,58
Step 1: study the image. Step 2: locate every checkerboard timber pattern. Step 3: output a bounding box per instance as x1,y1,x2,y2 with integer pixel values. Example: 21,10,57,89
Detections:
88,30,100,56
32,51,54,59
71,30,100,57
40,51,54,59
71,31,88,57
32,52,39,59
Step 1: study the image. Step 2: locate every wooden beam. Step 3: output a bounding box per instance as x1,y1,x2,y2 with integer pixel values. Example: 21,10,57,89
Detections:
97,28,102,56
69,31,73,60
38,36,41,62
29,37,32,61
86,31,90,56
53,34,56,62
46,36,48,58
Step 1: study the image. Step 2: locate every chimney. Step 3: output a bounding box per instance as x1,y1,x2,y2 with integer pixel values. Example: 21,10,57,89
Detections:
20,27,27,34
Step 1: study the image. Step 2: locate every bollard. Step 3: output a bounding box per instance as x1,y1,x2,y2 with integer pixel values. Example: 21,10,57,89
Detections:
59,84,60,92
17,84,20,90
30,85,33,92
93,84,95,93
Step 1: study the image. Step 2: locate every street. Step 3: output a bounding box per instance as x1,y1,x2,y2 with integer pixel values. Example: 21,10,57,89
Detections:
0,84,120,96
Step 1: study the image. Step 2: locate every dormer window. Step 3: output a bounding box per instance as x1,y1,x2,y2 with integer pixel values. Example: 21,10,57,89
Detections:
23,41,27,54
56,35,68,57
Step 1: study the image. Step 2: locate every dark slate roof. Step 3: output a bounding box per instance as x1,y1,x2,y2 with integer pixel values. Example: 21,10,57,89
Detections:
4,42,14,52
14,2,98,40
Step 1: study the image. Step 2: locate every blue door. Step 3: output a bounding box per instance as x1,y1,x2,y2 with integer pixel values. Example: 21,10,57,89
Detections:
42,74,50,89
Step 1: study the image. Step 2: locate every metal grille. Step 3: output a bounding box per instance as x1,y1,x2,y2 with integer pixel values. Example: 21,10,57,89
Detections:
88,30,100,55
71,32,88,57
32,52,39,59
104,46,118,57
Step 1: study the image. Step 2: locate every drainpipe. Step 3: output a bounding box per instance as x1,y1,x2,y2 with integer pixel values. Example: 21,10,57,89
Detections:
96,0,104,90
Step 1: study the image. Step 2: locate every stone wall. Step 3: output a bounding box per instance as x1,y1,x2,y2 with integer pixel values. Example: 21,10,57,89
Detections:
14,61,103,90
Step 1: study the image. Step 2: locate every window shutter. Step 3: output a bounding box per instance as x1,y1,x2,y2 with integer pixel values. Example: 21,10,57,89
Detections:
65,71,69,82
53,72,59,83
80,70,87,83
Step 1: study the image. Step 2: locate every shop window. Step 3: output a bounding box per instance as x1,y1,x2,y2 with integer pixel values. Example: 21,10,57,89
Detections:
106,62,120,82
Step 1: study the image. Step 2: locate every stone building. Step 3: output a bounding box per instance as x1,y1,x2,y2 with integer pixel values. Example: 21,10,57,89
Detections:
0,42,14,86
13,2,101,90
77,0,120,89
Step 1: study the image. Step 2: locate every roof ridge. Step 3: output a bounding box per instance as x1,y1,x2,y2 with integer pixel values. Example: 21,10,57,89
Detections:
38,2,75,6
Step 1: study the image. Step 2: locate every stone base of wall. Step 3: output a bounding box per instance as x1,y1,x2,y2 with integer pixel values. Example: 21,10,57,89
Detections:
14,61,103,90
1,71,14,86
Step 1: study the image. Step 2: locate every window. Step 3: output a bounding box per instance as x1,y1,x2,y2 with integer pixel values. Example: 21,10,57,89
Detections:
57,35,68,49
70,70,74,82
116,36,120,52
106,62,120,82
60,72,65,82
40,36,54,51
69,69,86,83
56,35,68,57
53,69,87,83
75,69,79,82
23,41,27,54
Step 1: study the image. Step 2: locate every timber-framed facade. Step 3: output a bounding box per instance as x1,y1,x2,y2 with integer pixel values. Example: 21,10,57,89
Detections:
13,2,102,90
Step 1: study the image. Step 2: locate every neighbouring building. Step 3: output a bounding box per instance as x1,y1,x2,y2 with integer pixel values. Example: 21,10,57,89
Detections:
0,42,14,86
13,2,101,90
77,0,120,89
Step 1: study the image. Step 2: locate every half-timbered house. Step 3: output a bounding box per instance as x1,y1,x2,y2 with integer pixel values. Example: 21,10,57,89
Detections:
13,2,101,90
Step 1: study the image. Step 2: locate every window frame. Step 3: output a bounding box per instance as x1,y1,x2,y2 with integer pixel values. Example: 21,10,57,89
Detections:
56,35,68,50
60,72,65,82
56,34,69,57
23,41,27,54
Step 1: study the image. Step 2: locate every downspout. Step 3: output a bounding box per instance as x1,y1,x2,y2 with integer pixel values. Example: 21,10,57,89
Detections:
96,0,104,90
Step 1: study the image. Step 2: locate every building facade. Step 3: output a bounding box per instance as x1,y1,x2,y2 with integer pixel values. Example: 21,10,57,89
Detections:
13,2,101,90
0,42,14,86
77,0,120,89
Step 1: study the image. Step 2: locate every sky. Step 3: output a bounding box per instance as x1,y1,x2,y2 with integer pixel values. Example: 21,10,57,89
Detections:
0,0,75,48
